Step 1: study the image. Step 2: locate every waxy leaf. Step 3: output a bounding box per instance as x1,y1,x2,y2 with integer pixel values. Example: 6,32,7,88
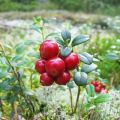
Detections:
106,52,119,60
74,72,87,86
15,43,26,54
86,84,96,97
61,30,71,42
31,25,42,33
72,35,89,46
67,81,75,89
79,52,93,64
94,94,110,104
81,63,97,73
56,37,64,47
45,32,60,39
60,47,72,57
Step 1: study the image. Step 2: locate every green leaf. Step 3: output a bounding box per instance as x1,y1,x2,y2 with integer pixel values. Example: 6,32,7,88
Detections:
11,55,23,62
45,32,60,39
24,89,35,96
24,40,38,45
56,37,64,47
106,53,119,60
0,81,11,91
81,63,97,73
60,47,72,57
15,43,26,54
33,17,42,24
86,84,96,97
67,81,75,89
61,29,71,42
72,35,89,47
12,86,21,93
86,104,96,110
79,52,93,65
27,52,40,58
31,25,41,33
74,72,87,86
8,95,17,104
94,94,110,104
0,71,8,79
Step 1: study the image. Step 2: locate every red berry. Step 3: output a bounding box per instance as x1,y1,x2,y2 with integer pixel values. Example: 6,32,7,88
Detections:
40,40,59,59
55,71,71,85
95,86,101,93
91,81,99,87
40,73,54,86
35,59,46,74
45,57,65,77
64,52,79,70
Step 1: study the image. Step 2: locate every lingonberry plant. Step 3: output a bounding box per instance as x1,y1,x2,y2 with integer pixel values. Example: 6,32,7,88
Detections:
0,17,110,119
34,17,110,115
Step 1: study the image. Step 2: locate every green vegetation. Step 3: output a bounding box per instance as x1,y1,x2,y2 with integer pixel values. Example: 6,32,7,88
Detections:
0,0,120,16
51,0,120,16
0,0,120,118
0,0,57,11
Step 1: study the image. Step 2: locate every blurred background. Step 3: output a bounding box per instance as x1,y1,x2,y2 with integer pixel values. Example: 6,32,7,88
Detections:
0,0,120,15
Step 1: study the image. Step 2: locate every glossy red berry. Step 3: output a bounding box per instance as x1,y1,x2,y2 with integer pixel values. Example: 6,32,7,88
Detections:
45,57,65,77
40,73,54,86
91,81,99,87
64,52,79,70
40,40,59,59
95,86,101,93
55,72,71,85
35,59,46,74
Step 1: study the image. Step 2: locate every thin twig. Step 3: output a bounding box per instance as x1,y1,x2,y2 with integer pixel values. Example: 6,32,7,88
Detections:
73,86,80,114
30,73,33,89
68,88,74,113
0,99,4,112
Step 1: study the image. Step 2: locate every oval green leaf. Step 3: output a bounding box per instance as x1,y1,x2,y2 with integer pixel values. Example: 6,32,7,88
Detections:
72,35,89,47
81,63,97,73
56,37,64,47
79,52,93,65
94,94,110,104
74,72,87,86
60,47,72,57
61,29,71,42
67,81,75,89
86,84,96,97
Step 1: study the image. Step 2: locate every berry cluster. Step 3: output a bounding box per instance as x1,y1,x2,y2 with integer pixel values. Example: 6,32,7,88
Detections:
91,81,108,93
35,40,79,86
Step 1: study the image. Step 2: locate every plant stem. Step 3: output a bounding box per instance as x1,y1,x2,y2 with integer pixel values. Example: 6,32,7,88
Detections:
30,73,33,89
41,28,45,41
73,86,80,114
0,99,4,112
41,22,45,41
0,43,33,114
11,102,18,120
68,88,73,113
